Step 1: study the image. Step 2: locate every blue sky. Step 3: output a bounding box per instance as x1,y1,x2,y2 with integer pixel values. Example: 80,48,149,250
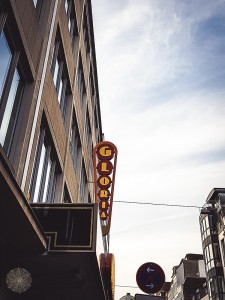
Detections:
92,0,225,299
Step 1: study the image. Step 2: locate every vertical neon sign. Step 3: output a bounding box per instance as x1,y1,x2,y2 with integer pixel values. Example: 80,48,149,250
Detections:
93,142,118,236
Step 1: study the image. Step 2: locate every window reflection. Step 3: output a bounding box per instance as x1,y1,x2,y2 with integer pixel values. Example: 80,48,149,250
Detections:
0,32,12,100
33,144,46,203
30,127,58,203
42,159,52,202
0,27,23,155
51,31,70,122
70,111,81,172
53,59,59,86
33,0,38,7
80,162,87,202
0,70,20,145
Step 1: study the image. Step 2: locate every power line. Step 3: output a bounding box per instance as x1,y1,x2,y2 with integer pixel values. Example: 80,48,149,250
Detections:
114,200,202,209
115,285,139,289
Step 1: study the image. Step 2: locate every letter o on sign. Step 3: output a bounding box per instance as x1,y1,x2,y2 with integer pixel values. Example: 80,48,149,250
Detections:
97,176,111,189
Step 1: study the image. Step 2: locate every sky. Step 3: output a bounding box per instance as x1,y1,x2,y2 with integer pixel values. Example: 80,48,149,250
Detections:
91,0,225,299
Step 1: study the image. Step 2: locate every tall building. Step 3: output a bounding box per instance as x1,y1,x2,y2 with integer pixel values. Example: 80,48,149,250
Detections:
199,188,225,300
168,254,207,300
0,0,113,299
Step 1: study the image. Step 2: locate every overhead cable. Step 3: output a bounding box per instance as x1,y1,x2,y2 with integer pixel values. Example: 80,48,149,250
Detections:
115,284,139,289
114,200,202,209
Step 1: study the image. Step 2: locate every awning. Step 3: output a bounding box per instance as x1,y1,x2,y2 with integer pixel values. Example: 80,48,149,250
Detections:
0,151,47,255
0,252,106,300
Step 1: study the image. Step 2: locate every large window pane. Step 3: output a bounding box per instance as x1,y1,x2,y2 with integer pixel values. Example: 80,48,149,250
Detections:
58,79,63,104
33,0,38,7
65,0,69,14
51,32,70,124
53,59,59,86
42,159,51,202
33,144,46,203
0,32,12,100
30,127,59,203
0,69,20,146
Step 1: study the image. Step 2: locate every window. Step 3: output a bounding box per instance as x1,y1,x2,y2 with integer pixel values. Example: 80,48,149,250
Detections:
200,216,210,241
213,243,222,267
69,111,81,172
83,5,90,54
63,185,71,203
29,126,59,203
33,0,38,7
204,243,215,272
51,30,71,122
77,58,86,109
64,0,78,49
85,112,92,154
32,0,43,19
88,193,92,203
218,277,225,294
80,161,87,202
0,26,24,155
221,238,225,266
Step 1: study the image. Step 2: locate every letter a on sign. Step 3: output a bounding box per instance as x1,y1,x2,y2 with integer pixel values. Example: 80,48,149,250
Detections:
93,141,118,236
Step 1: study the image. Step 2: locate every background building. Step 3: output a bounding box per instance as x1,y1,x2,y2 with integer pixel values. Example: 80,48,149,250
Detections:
168,254,207,300
0,0,113,299
192,282,208,300
200,188,225,300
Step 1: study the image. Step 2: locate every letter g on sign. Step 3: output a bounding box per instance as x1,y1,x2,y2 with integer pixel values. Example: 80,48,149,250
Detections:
97,145,115,160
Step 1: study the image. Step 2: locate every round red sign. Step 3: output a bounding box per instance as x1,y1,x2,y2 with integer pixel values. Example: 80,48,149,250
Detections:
136,262,165,294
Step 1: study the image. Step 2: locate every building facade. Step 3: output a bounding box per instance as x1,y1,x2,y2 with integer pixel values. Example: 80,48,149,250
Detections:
168,254,207,300
200,188,225,300
0,0,112,299
192,282,209,300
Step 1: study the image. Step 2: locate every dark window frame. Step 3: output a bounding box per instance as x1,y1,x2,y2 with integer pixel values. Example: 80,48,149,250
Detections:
77,57,86,110
83,4,90,54
64,0,78,50
85,111,92,154
0,14,25,156
51,30,71,123
69,110,82,173
80,161,87,203
63,184,72,203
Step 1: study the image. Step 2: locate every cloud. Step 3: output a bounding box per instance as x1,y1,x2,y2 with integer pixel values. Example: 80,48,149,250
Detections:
93,0,225,114
91,1,225,299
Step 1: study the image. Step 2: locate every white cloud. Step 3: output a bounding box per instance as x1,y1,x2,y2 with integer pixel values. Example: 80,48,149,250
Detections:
92,1,225,299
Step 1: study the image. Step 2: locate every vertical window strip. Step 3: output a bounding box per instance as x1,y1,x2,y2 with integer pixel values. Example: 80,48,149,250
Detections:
77,61,85,108
46,160,56,203
51,36,70,124
80,162,87,202
65,0,78,49
0,31,12,100
29,129,45,201
38,144,51,202
0,49,19,130
30,127,58,203
70,113,81,172
32,143,46,203
63,185,72,203
85,113,91,154
51,41,59,75
60,78,67,120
